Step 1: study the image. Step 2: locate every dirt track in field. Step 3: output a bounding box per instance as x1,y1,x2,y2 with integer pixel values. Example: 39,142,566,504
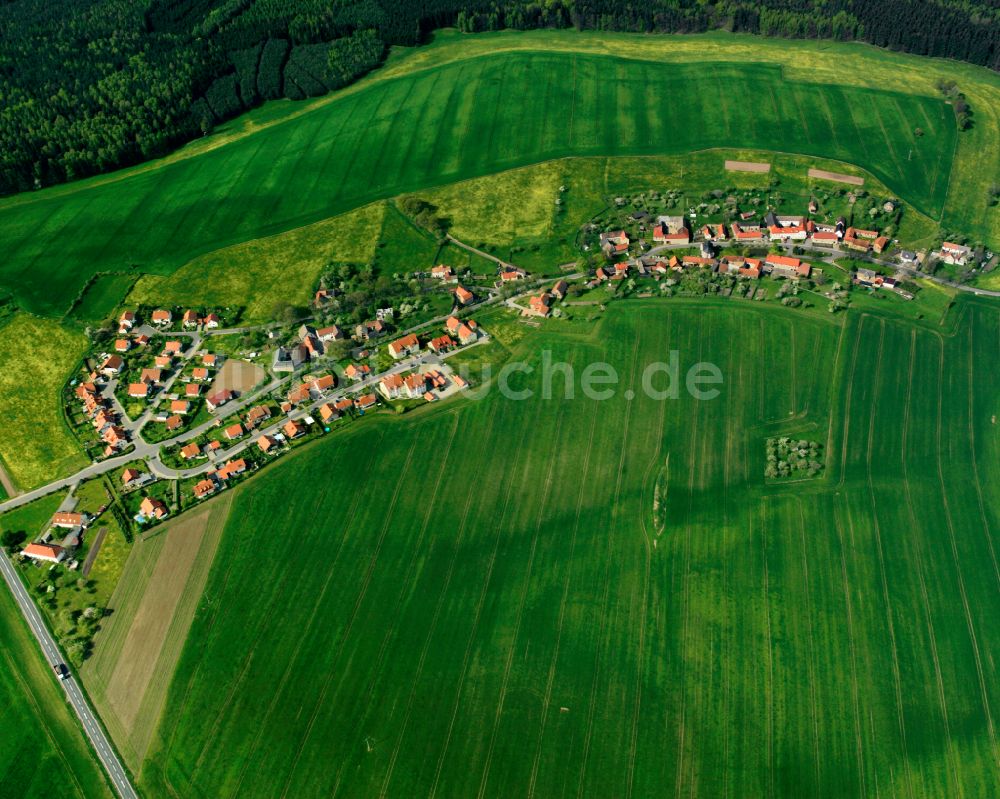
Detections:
808,168,864,185
725,159,771,173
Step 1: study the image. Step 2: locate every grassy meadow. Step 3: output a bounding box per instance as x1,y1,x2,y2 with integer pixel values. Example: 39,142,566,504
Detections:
0,315,89,490
130,296,1000,798
0,584,113,798
0,36,970,317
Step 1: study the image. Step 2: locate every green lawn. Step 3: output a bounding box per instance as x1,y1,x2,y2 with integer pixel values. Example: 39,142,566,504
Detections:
0,583,113,798
0,37,969,317
134,295,1000,798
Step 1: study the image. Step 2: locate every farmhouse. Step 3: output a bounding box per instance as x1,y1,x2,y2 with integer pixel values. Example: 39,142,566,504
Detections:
52,512,87,529
939,241,972,265
388,334,420,359
873,236,890,254
681,256,716,269
730,223,763,241
766,255,811,279
812,231,839,246
454,285,474,306
599,230,630,255
768,224,807,242
21,543,66,564
431,265,456,282
528,293,552,317
551,279,568,300
500,269,526,282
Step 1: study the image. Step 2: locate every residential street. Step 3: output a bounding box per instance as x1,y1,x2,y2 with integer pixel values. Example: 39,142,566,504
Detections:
0,553,138,799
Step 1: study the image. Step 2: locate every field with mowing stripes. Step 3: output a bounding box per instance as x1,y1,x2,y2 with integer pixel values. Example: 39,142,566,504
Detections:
132,297,1000,798
0,38,966,317
0,583,113,798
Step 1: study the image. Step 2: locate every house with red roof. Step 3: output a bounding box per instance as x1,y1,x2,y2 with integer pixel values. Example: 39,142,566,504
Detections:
766,255,811,279
128,382,150,399
354,393,378,412
193,479,217,499
428,335,455,354
388,333,420,360
114,338,131,353
151,309,172,326
283,419,306,439
454,285,474,306
182,309,198,328
344,363,371,382
216,459,247,480
139,496,169,521
22,543,66,563
224,422,244,440
206,389,234,410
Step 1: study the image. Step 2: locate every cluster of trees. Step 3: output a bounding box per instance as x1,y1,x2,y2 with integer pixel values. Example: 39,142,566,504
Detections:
936,79,973,130
2,0,998,195
765,437,824,479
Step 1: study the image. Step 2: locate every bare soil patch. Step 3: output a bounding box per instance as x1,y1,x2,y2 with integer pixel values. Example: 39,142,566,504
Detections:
211,358,265,395
725,159,771,173
808,168,864,186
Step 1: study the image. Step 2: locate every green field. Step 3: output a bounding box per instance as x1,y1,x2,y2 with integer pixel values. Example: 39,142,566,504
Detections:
131,296,1000,798
2,32,980,317
0,315,89,490
0,583,113,798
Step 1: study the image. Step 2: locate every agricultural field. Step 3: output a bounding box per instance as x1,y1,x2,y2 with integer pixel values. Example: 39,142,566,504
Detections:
82,495,233,770
0,315,89,491
4,31,992,318
127,296,1000,798
0,584,113,798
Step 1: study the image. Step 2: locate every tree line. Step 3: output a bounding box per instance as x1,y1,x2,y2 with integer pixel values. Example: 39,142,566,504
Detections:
1,0,998,196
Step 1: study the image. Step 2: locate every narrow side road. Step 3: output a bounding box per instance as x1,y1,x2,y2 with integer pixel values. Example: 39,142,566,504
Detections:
0,553,138,799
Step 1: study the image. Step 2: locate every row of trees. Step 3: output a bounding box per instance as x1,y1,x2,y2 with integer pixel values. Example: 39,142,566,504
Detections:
2,0,998,195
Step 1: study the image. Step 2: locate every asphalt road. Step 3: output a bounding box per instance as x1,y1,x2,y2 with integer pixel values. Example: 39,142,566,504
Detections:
0,552,138,799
